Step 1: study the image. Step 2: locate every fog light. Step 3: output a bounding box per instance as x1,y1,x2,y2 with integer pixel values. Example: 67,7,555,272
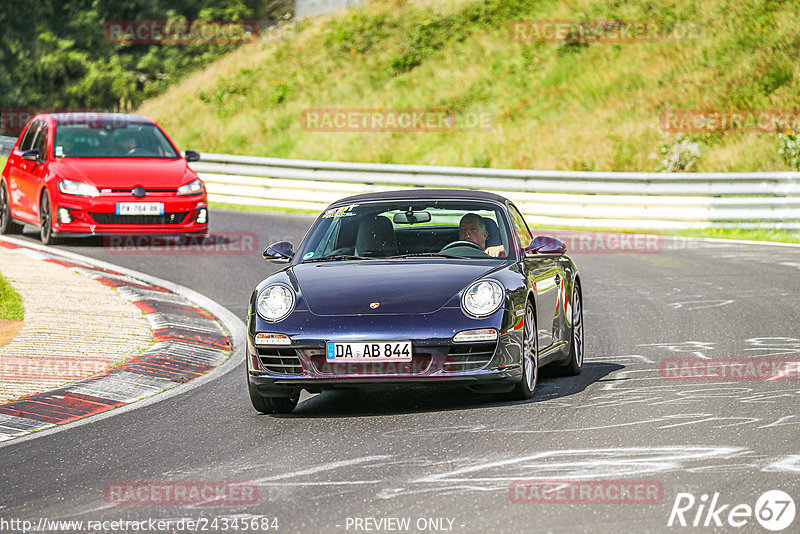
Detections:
196,208,207,224
255,333,291,346
57,207,72,224
453,328,498,343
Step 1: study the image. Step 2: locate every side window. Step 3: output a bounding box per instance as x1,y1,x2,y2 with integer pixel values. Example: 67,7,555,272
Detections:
509,205,533,249
19,121,40,152
35,124,49,158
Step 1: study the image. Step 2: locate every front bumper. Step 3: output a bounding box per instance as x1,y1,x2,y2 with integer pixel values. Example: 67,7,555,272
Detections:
51,192,208,236
246,312,525,396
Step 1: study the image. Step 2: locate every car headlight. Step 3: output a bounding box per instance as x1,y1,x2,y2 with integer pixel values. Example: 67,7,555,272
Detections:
57,179,99,197
256,284,295,322
462,280,504,318
177,178,204,196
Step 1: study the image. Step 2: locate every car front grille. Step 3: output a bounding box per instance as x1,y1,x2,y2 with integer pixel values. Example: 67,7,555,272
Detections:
443,342,497,372
306,348,433,375
256,347,303,375
90,212,188,225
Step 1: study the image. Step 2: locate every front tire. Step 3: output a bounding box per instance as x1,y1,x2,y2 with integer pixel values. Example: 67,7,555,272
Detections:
248,376,274,414
0,181,23,235
552,283,583,376
270,394,300,414
505,302,538,401
39,191,60,246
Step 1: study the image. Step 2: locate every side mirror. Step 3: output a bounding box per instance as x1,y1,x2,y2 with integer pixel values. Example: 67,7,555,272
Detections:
524,236,567,256
21,149,41,162
263,241,294,263
184,150,200,162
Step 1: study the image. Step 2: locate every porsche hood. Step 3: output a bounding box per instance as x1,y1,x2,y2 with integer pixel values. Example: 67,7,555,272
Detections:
291,260,498,316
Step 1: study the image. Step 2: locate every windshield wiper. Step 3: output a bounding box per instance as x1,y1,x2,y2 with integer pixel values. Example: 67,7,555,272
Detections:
383,253,463,259
303,255,373,263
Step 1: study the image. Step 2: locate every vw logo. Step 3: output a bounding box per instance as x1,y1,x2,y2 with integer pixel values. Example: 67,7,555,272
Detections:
132,186,146,198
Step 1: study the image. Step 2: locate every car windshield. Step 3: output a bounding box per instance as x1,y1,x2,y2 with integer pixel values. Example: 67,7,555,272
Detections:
296,199,514,262
53,123,179,158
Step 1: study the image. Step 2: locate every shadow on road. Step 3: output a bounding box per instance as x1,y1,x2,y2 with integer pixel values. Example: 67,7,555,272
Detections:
268,361,624,418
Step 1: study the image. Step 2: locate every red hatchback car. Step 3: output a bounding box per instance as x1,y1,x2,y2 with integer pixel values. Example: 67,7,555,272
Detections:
0,113,208,244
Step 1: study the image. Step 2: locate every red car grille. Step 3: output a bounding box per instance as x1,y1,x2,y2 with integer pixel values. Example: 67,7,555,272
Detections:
89,212,189,225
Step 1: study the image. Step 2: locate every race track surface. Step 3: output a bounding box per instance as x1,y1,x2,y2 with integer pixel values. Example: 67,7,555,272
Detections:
3,209,800,533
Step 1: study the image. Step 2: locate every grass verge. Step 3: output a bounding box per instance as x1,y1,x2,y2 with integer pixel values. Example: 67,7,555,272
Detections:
140,0,800,172
0,272,24,321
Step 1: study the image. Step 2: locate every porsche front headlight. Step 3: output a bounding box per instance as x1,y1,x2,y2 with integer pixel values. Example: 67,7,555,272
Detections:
462,280,504,318
256,284,295,322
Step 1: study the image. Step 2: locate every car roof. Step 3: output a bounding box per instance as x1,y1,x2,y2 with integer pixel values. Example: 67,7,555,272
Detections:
49,113,154,126
329,189,511,207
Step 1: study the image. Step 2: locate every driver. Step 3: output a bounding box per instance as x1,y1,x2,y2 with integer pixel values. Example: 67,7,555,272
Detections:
458,213,505,257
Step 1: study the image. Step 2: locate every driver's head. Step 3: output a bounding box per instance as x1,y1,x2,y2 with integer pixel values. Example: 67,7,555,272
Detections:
119,136,136,152
459,214,488,249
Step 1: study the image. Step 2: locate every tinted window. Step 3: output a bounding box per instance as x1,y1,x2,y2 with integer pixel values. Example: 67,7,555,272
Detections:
19,121,40,152
34,124,49,158
509,204,533,249
296,199,513,261
54,123,179,158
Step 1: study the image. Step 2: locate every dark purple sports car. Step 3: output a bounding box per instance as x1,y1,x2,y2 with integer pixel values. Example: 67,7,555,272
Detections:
247,189,583,413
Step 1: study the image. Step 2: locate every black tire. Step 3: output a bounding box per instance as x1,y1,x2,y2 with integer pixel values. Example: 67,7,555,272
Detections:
0,181,23,235
552,283,584,376
270,393,300,414
39,191,60,246
505,302,538,401
248,378,274,414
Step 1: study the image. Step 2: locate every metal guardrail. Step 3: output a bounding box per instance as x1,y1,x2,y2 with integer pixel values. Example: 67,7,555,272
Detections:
0,135,14,157
192,153,800,229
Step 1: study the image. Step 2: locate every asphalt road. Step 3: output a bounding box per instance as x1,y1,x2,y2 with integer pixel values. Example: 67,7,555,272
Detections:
3,209,800,534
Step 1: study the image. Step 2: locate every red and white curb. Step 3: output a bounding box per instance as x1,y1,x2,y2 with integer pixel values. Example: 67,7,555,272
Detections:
0,236,244,443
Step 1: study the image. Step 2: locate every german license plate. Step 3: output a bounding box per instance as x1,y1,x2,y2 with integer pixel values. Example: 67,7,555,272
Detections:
116,202,164,215
326,341,412,362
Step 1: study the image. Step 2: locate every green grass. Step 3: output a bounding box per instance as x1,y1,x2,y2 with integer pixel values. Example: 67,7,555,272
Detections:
139,0,800,172
209,201,318,216
0,272,24,321
0,156,7,169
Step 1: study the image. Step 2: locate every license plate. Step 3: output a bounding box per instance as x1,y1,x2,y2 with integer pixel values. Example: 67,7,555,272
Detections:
116,202,164,215
326,341,412,362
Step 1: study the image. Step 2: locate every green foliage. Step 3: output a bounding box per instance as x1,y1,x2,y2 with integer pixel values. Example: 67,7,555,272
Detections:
0,0,293,133
0,272,24,321
777,127,800,171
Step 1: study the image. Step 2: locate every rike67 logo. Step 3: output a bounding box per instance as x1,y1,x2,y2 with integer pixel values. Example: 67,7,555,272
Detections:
668,490,796,531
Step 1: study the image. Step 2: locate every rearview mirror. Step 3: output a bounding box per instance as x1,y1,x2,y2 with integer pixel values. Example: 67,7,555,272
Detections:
393,211,431,224
184,150,200,162
21,149,41,162
263,241,294,263
524,236,567,256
